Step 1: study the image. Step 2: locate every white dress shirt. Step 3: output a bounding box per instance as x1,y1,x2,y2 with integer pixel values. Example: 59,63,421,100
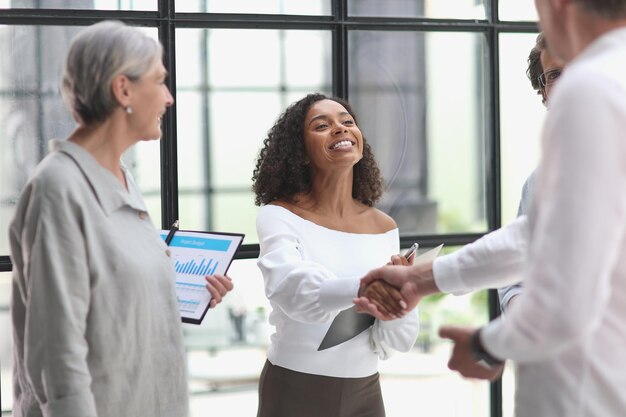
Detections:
10,140,187,417
434,215,529,297
257,205,420,378
479,28,626,416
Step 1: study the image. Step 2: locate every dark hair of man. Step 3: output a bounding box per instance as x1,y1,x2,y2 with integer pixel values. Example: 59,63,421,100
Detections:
252,93,384,207
576,0,626,18
526,33,546,97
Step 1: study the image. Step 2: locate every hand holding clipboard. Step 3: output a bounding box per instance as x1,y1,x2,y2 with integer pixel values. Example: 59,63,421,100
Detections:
161,222,244,324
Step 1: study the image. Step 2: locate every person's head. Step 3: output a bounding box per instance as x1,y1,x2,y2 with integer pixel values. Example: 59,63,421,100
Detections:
534,0,626,62
252,93,383,207
62,20,173,139
527,33,565,105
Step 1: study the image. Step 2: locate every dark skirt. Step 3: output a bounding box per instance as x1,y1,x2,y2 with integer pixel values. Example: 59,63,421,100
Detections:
257,360,386,417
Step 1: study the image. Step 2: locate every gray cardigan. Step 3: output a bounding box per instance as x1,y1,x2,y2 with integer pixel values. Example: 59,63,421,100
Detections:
10,140,188,417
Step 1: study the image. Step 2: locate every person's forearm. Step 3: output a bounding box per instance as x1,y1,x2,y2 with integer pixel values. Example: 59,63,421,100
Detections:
411,261,440,298
433,216,528,295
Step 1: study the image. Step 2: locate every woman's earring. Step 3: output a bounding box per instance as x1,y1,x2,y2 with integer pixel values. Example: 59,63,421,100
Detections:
126,106,133,115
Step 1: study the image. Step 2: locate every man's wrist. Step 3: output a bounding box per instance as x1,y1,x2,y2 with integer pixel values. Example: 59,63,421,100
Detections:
412,261,440,297
470,328,504,367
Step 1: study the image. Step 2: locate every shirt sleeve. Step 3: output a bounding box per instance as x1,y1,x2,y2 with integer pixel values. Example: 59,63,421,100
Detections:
433,215,529,295
256,206,360,323
481,72,626,362
15,180,97,417
370,310,420,360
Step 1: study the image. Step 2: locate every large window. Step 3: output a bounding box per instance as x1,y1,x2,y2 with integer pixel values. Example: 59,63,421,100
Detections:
0,1,538,416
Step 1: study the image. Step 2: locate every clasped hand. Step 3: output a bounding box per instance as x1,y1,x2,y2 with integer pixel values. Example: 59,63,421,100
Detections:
354,254,411,320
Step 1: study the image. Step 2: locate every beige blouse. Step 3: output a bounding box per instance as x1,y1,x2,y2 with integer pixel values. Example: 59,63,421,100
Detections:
9,140,187,417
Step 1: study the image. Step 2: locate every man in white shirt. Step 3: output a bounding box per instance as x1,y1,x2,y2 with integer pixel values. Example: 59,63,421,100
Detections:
356,1,626,415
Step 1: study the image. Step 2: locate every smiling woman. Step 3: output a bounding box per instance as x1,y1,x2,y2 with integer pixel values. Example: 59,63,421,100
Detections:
252,93,383,207
251,93,420,417
304,99,363,167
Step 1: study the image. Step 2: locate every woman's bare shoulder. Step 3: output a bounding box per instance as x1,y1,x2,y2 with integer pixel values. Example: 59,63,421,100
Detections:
361,206,398,233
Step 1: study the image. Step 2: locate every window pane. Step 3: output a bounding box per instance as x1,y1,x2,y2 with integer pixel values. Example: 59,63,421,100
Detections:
183,258,269,416
125,140,163,225
175,28,332,238
499,0,538,21
0,25,78,255
499,33,544,225
210,92,282,188
1,0,156,10
212,193,259,245
349,31,488,236
0,25,162,256
177,0,330,15
0,271,13,414
502,362,516,417
348,0,486,20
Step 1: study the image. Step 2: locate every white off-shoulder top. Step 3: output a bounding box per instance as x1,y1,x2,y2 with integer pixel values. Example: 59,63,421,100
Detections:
256,204,420,378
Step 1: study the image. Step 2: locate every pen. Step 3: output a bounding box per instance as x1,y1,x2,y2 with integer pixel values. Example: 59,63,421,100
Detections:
165,220,179,246
404,243,419,260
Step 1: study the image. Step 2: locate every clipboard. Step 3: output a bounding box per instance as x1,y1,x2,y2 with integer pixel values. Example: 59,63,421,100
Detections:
160,229,245,324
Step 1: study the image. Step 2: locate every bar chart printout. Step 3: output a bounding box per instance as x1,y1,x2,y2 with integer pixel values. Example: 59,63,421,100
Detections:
160,230,244,324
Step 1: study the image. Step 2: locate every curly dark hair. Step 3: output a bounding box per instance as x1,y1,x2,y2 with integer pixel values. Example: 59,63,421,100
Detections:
252,93,384,207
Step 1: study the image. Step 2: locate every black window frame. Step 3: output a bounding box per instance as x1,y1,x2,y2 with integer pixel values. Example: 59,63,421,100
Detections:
0,1,539,416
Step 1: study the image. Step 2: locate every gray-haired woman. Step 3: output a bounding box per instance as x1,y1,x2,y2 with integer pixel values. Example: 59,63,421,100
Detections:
9,21,232,417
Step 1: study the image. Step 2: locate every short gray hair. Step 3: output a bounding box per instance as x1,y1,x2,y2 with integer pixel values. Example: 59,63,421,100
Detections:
61,20,163,125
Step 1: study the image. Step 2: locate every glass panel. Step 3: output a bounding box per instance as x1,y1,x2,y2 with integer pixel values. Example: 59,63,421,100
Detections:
176,91,206,190
175,28,332,237
349,31,488,236
0,271,13,414
209,31,282,88
124,140,163,227
502,362,516,417
179,194,210,232
348,0,486,20
210,92,282,188
177,0,330,15
1,0,156,10
499,33,544,225
499,0,538,22
184,258,269,416
212,193,259,245
0,25,162,255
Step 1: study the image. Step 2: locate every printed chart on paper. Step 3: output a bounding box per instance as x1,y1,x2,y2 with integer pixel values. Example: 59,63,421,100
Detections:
160,230,244,323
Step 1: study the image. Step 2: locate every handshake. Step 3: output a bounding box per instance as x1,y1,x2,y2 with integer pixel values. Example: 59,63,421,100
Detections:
353,244,442,321
352,243,506,382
